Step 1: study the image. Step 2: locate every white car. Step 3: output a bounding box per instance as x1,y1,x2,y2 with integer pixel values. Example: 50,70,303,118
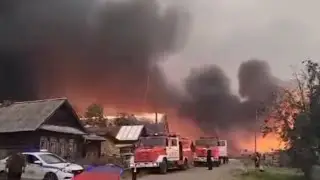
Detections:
0,151,84,180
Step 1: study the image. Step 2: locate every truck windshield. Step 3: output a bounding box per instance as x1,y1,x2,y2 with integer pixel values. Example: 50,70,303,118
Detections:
139,137,166,147
195,139,217,146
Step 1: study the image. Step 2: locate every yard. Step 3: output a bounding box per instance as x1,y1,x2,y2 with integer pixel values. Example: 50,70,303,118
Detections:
239,167,305,180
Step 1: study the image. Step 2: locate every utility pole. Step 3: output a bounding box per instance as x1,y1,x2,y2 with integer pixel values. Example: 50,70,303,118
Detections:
254,109,258,153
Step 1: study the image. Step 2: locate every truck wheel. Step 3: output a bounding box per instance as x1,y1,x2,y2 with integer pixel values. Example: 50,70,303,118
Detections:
180,159,189,170
159,159,168,174
219,157,223,165
213,161,220,167
223,157,227,164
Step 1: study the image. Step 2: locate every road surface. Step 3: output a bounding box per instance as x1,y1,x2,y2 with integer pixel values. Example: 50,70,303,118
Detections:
125,159,243,180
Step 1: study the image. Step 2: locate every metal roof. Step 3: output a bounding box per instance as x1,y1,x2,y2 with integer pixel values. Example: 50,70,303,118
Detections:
115,144,133,148
115,125,144,141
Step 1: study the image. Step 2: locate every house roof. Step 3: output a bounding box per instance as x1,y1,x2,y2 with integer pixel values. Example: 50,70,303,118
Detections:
0,98,85,133
83,134,106,141
40,125,85,135
115,125,144,141
86,126,120,138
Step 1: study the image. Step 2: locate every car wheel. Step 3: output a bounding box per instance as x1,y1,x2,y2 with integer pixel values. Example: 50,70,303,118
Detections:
0,171,6,179
43,172,58,180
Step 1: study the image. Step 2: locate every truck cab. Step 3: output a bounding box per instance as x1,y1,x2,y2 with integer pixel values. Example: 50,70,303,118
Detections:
194,137,220,167
130,133,193,174
217,140,228,164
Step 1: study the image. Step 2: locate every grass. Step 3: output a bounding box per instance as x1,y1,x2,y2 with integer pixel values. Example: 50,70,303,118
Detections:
240,168,305,180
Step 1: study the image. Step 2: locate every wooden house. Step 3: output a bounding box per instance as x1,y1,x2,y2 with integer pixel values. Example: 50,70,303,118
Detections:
0,98,104,160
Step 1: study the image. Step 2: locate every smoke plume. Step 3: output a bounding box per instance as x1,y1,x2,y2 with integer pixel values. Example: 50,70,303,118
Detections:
0,0,190,110
1,0,282,146
178,59,280,134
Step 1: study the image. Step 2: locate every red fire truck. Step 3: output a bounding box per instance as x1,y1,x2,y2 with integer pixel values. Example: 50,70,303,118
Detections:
194,137,228,167
130,133,194,174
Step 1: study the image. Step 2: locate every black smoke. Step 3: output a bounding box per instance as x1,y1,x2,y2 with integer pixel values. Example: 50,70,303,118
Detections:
1,0,282,139
0,0,190,109
178,59,280,134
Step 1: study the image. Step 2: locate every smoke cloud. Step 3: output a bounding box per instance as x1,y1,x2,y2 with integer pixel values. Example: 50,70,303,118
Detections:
1,0,282,147
178,60,280,134
0,0,190,110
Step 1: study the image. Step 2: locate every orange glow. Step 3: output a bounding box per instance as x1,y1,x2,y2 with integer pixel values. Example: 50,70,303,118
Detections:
238,133,285,153
46,88,286,153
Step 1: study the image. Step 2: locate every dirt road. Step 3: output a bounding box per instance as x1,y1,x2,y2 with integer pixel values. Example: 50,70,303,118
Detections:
128,159,243,180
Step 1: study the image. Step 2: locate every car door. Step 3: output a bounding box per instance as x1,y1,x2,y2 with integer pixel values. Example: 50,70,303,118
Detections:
167,138,179,161
23,154,46,180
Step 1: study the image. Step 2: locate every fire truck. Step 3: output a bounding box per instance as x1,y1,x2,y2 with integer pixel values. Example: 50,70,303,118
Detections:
129,133,194,174
194,137,228,167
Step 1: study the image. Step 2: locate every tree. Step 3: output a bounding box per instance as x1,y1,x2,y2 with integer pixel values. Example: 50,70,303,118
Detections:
263,60,320,179
85,103,104,118
114,113,139,126
84,103,106,127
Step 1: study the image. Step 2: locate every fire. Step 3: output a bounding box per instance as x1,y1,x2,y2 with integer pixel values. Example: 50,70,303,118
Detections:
65,94,285,153
239,134,285,153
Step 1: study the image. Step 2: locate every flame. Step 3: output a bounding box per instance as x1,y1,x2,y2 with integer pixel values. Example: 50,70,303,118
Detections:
238,133,285,153
54,91,285,153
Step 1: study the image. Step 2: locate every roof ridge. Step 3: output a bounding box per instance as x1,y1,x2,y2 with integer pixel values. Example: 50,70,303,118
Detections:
13,97,68,104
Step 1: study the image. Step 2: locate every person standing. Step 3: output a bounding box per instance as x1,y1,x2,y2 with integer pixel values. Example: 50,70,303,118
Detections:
253,152,262,170
206,145,213,170
6,151,26,180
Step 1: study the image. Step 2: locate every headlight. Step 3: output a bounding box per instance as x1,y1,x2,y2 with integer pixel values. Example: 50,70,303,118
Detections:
61,168,72,173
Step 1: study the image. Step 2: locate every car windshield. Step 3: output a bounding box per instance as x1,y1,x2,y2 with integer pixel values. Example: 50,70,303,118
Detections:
39,154,66,164
195,139,217,146
139,137,166,147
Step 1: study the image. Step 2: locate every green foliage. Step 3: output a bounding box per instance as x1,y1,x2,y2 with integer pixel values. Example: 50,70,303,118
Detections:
263,60,320,179
85,103,104,118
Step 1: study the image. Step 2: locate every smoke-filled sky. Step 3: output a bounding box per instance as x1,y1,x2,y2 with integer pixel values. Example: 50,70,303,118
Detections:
163,0,319,90
0,0,317,147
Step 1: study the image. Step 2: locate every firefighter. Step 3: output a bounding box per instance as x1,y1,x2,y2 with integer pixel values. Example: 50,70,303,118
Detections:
6,151,26,180
206,145,213,170
254,152,261,169
131,166,137,180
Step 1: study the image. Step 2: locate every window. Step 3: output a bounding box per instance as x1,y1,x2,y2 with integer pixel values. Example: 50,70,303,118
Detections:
26,154,40,164
165,139,169,146
171,139,177,146
39,154,66,164
218,140,225,146
40,137,49,150
69,139,74,153
59,139,66,157
49,137,58,153
139,137,166,147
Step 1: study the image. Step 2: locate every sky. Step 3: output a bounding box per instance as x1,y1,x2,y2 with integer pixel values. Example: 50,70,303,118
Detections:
160,0,320,92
